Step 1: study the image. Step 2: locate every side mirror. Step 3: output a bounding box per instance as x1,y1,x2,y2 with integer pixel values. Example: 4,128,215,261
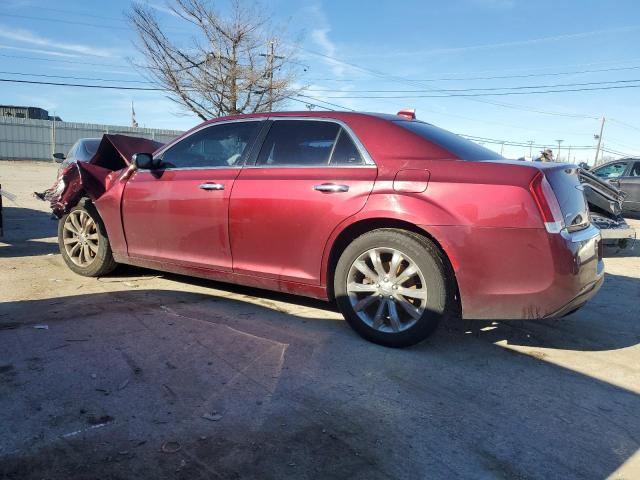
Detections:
132,153,154,170
53,152,66,163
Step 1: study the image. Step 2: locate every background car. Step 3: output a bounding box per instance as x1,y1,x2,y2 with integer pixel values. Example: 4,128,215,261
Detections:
590,158,640,213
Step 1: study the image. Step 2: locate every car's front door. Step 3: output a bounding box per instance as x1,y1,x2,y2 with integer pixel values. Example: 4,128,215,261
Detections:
619,160,640,212
593,161,629,184
229,119,377,284
122,120,262,270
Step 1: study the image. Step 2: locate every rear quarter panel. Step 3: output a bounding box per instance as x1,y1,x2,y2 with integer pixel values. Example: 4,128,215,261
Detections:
321,159,559,318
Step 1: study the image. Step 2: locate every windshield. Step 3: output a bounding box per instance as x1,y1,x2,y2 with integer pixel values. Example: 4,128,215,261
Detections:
76,139,101,162
395,120,503,160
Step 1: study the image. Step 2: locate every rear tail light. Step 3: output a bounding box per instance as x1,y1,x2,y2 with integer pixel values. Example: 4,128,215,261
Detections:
529,172,565,234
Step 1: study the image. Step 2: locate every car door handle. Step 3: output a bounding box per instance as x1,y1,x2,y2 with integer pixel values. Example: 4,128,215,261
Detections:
199,183,225,191
313,183,350,193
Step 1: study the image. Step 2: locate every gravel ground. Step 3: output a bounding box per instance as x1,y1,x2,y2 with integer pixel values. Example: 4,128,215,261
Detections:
1,161,639,480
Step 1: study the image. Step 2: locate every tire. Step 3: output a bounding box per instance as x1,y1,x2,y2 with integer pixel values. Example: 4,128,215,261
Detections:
334,228,455,348
58,200,117,277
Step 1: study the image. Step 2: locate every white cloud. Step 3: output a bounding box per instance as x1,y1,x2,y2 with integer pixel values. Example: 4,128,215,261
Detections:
351,25,640,59
310,28,345,77
0,25,117,58
0,44,81,58
304,3,346,77
420,26,640,56
145,1,180,18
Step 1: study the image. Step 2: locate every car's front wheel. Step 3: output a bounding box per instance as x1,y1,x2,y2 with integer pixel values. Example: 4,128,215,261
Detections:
334,229,456,348
58,201,117,277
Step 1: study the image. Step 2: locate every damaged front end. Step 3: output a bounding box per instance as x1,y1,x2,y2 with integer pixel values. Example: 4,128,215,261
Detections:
49,134,162,218
579,168,636,249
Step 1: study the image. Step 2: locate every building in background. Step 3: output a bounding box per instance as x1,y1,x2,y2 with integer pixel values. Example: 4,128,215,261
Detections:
0,116,182,162
0,105,62,121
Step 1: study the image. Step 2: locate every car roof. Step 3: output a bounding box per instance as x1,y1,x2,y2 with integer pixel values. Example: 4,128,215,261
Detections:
201,110,408,125
594,158,634,168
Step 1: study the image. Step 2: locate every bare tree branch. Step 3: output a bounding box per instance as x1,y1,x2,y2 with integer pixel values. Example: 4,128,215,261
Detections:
128,0,304,118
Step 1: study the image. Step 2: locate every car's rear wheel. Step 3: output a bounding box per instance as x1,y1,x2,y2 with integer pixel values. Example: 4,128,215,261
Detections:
334,229,455,347
58,201,117,277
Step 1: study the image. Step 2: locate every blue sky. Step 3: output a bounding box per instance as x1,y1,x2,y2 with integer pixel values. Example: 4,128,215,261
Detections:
0,0,639,161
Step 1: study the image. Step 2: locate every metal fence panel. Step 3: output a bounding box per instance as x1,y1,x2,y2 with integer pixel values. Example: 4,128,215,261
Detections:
0,117,183,161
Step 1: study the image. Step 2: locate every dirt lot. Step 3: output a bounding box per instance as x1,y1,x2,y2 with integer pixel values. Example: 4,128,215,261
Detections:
1,161,639,479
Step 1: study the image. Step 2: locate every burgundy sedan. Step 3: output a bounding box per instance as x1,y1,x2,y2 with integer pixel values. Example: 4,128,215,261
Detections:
55,111,604,347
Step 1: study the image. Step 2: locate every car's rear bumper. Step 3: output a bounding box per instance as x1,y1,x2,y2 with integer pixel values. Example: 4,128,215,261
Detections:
423,223,605,320
544,273,604,318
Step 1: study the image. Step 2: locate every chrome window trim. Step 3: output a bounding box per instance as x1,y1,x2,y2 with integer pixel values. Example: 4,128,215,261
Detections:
135,166,242,173
243,164,377,169
252,117,377,167
142,116,377,172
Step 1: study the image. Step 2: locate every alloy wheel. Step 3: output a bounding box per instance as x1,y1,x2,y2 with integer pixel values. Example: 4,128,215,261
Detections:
62,210,99,267
346,247,428,333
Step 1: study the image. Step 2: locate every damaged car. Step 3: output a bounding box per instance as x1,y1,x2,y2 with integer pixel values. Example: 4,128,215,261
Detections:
579,168,636,249
589,158,640,214
50,112,605,347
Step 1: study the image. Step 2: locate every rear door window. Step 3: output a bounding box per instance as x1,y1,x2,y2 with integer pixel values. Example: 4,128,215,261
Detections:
256,120,340,166
330,128,364,166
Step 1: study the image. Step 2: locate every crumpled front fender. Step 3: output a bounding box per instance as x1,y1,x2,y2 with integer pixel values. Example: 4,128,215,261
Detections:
48,134,162,217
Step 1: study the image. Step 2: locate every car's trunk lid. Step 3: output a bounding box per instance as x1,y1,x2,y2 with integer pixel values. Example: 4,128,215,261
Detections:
532,163,590,232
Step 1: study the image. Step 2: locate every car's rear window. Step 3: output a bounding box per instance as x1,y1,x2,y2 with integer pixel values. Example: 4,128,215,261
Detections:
394,120,503,160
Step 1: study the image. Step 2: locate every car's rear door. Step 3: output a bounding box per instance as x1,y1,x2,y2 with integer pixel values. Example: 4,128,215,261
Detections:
229,118,377,284
121,120,262,270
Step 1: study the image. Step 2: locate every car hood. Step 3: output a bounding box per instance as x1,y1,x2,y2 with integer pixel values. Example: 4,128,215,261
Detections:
49,134,163,217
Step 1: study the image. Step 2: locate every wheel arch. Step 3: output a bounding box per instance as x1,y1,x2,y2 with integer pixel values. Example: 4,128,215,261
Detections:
323,217,460,308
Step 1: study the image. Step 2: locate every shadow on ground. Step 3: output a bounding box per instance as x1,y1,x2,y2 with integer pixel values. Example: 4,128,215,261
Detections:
0,206,58,258
1,281,638,479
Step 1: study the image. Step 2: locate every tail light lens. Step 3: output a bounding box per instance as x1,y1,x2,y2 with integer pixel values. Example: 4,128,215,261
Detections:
529,172,565,233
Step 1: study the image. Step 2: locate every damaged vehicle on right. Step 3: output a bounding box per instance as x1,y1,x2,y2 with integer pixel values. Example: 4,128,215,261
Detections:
589,158,640,214
579,167,637,249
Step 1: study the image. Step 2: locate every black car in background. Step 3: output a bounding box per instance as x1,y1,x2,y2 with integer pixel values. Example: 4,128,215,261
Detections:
591,158,640,214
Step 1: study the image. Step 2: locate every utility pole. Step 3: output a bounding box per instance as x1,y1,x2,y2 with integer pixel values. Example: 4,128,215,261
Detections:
50,111,56,160
527,140,534,159
594,116,605,166
555,139,563,162
260,41,284,112
500,142,505,156
566,146,571,164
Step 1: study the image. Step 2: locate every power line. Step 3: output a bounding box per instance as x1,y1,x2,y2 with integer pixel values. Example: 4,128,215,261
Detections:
0,70,153,84
27,6,128,22
295,93,355,111
0,78,164,91
609,118,640,132
0,12,129,31
305,64,640,83
0,76,356,112
0,53,131,69
304,78,640,94
298,45,639,128
311,83,640,99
